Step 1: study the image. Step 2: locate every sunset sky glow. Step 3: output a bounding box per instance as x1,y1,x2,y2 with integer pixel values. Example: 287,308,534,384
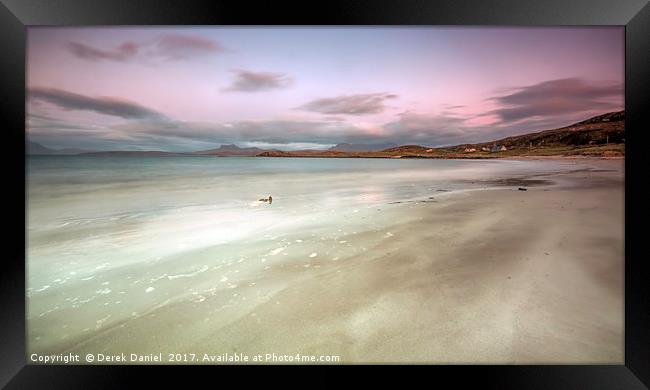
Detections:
27,27,624,151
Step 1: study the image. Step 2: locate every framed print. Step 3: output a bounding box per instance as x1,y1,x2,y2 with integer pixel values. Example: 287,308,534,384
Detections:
1,0,649,388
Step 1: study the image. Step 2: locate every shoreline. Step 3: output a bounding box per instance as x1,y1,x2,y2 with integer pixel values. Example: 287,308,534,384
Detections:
28,154,625,160
501,155,625,161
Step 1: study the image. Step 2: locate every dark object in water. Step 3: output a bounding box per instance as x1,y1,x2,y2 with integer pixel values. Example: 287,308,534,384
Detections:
259,195,273,204
518,187,527,191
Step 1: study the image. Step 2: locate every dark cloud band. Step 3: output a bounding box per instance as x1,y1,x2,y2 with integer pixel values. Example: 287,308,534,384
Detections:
66,34,224,63
224,70,292,92
29,87,167,120
298,93,398,115
488,78,623,123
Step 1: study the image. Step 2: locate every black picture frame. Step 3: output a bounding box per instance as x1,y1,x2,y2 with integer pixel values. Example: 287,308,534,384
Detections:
1,0,648,388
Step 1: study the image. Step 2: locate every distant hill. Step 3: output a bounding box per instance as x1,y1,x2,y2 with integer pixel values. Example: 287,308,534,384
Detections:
573,110,624,125
27,141,93,155
380,145,434,154
258,149,358,157
192,144,268,157
328,143,397,152
27,141,54,155
448,110,624,152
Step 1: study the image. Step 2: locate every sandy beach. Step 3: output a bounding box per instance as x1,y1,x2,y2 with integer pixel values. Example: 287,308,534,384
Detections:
34,158,623,364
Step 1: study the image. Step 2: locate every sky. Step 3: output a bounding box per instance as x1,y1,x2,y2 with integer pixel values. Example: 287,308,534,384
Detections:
27,27,624,151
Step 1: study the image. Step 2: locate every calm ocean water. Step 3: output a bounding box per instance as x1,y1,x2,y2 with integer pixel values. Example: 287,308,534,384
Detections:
26,156,579,352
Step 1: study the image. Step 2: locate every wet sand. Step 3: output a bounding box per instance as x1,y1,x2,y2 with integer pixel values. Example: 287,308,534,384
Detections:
56,159,624,364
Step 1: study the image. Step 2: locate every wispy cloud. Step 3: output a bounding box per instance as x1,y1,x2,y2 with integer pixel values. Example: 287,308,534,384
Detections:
441,104,466,110
67,41,140,62
154,34,224,59
66,34,225,63
223,70,292,92
298,93,398,115
487,78,623,124
29,87,167,120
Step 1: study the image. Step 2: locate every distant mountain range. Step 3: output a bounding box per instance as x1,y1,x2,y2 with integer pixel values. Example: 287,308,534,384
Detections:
26,141,93,155
27,110,625,158
327,143,397,152
191,144,267,157
73,150,188,157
